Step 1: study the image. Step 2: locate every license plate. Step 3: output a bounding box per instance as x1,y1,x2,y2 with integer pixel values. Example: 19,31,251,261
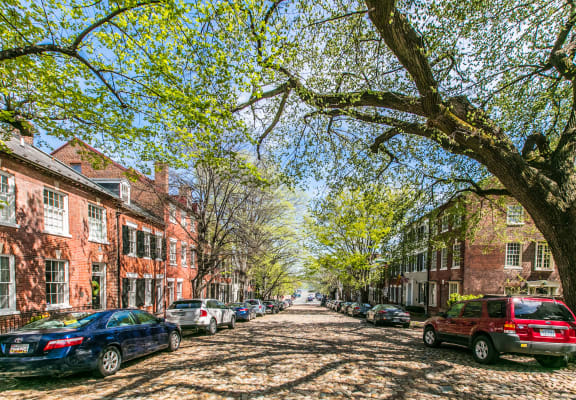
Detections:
9,344,29,354
540,329,556,337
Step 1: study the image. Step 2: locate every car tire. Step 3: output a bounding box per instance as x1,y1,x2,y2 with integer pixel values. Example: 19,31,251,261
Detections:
206,318,217,335
96,346,122,377
472,335,498,364
535,355,567,368
167,330,181,352
228,316,236,329
423,326,442,348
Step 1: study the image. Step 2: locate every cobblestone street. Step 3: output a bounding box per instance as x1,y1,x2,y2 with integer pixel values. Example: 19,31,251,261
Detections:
1,304,575,400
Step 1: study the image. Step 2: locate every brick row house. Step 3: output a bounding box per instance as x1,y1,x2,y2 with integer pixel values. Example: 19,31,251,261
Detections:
383,192,562,314
0,134,204,332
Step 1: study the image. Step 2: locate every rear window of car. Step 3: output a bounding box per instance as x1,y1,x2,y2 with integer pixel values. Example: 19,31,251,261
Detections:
513,300,575,321
229,303,245,307
246,300,259,305
19,312,97,330
169,301,202,310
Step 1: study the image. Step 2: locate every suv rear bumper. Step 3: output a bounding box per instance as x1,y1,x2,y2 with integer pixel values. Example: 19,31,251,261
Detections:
492,333,576,357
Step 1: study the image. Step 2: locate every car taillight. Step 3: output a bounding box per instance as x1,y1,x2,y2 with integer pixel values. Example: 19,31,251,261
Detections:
378,310,386,314
354,307,360,310
200,310,208,317
238,308,248,312
43,337,84,351
503,321,516,334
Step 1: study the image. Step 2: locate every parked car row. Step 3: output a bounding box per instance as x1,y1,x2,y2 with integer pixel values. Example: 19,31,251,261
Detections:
0,297,294,379
326,299,411,328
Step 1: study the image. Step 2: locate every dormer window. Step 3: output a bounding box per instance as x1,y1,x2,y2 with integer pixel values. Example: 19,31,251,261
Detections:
92,179,130,204
120,181,130,204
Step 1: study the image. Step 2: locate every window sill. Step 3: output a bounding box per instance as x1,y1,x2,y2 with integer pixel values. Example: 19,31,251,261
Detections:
534,268,554,272
0,310,20,316
46,304,72,311
452,266,460,270
44,231,72,238
0,221,19,229
504,266,522,270
89,239,110,245
440,267,448,270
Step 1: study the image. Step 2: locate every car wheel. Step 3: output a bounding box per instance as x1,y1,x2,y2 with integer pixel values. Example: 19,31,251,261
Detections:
206,318,217,335
535,355,567,368
167,330,181,352
96,346,122,377
423,326,441,348
228,316,236,329
472,335,498,364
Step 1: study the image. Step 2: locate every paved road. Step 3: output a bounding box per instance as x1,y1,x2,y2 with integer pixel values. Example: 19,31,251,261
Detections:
1,304,575,400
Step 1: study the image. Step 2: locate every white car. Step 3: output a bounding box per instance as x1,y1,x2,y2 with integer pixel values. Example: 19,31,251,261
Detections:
166,299,236,334
245,299,266,316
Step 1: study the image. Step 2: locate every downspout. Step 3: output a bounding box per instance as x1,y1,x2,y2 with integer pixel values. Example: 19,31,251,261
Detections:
116,210,122,308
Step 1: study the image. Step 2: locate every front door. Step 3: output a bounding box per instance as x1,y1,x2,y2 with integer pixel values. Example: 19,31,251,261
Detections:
156,279,164,313
92,263,106,310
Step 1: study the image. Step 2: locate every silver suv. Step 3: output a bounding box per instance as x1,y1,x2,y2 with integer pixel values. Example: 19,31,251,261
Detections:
245,299,265,316
166,299,236,335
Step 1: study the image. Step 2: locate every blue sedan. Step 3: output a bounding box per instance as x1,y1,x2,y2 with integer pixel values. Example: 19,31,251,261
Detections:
0,309,181,378
228,302,257,321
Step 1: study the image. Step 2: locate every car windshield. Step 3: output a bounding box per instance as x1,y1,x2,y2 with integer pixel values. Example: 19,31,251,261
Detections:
229,303,246,307
169,301,202,310
513,300,575,321
246,300,259,305
19,312,98,330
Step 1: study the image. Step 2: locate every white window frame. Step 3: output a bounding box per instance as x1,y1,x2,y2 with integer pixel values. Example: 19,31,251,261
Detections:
181,211,187,228
169,205,176,224
452,242,461,269
127,276,137,308
507,205,524,225
430,250,437,271
0,254,17,314
128,227,137,257
440,248,448,270
88,203,107,243
534,242,553,271
45,259,70,309
0,172,16,226
155,233,163,260
167,279,175,304
505,242,522,269
176,279,183,300
120,181,131,204
190,246,196,268
441,214,450,232
169,239,177,266
181,242,187,267
144,275,153,306
428,281,437,307
448,281,460,296
143,232,151,258
43,188,70,236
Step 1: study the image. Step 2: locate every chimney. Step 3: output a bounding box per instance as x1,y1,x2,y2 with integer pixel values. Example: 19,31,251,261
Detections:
154,162,169,194
23,134,34,146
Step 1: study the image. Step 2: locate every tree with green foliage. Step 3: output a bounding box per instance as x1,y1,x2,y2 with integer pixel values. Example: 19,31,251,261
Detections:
305,184,414,301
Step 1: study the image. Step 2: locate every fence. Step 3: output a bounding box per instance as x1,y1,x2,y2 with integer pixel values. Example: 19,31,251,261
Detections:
0,306,95,334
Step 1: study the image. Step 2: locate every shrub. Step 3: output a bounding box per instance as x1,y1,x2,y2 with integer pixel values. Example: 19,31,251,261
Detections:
446,293,483,308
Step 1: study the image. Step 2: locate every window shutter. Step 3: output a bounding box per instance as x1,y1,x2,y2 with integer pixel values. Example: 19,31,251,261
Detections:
136,279,146,307
162,239,167,261
136,230,144,258
121,278,129,308
122,226,130,255
150,235,157,259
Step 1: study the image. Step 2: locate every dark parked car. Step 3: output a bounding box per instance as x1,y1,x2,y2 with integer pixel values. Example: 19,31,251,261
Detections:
0,309,181,378
263,301,279,314
423,295,576,367
347,303,372,317
228,302,257,321
366,304,410,327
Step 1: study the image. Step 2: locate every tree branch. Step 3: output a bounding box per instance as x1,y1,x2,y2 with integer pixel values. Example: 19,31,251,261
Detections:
257,88,290,159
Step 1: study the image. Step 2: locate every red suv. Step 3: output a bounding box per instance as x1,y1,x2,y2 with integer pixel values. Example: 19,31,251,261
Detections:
423,295,576,367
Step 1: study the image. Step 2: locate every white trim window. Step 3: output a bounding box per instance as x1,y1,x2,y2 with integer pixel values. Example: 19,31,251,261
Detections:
128,277,137,308
181,211,187,228
177,280,183,300
441,214,450,232
155,233,163,260
120,181,131,204
128,227,137,256
452,243,461,269
143,232,151,258
535,242,553,271
144,276,153,306
45,259,69,308
181,243,187,267
167,279,175,304
88,204,107,243
507,205,524,225
169,205,177,224
505,242,522,268
43,188,69,236
0,255,16,313
430,250,437,271
0,172,16,225
428,281,437,307
190,247,196,268
440,248,448,270
448,281,460,296
169,239,177,266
